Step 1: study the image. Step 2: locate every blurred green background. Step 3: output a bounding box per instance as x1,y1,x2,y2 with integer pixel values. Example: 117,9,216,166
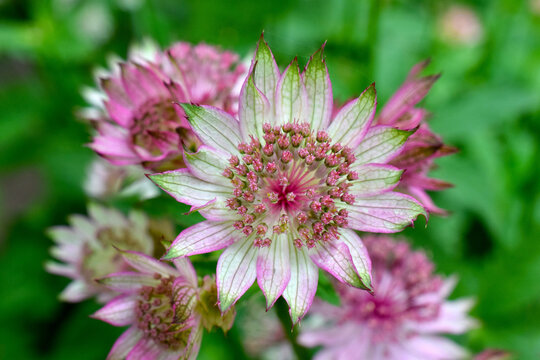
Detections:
1,0,539,359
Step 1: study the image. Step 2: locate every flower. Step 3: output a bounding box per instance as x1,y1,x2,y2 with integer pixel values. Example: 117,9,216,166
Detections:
91,251,234,360
299,236,477,360
84,157,160,200
377,61,457,214
87,41,246,171
150,36,426,323
46,204,154,303
438,5,483,46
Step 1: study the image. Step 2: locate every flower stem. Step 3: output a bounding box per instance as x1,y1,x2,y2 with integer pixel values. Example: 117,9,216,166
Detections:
274,298,311,360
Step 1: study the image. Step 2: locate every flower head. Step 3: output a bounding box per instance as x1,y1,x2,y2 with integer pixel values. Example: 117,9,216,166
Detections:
150,36,426,323
299,236,477,360
91,251,234,360
46,204,153,303
87,42,246,171
377,61,457,214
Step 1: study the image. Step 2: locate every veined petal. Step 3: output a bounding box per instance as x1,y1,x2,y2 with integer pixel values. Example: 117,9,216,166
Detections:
346,192,427,233
283,243,318,325
91,295,136,326
172,258,198,287
97,272,160,292
184,146,231,187
59,280,93,302
349,164,403,197
275,58,307,125
119,250,178,277
239,72,271,141
183,322,204,360
309,240,363,288
127,338,161,360
217,237,258,312
149,169,230,207
338,229,372,291
256,233,291,309
354,126,412,165
107,327,143,360
251,34,280,106
164,221,238,259
180,104,241,156
327,84,376,148
303,45,333,131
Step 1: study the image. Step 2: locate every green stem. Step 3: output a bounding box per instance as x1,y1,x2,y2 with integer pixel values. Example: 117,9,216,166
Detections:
274,298,311,360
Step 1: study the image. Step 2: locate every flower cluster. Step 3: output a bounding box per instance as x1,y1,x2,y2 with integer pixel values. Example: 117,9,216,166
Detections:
150,37,428,323
299,236,477,359
44,35,484,359
86,42,246,171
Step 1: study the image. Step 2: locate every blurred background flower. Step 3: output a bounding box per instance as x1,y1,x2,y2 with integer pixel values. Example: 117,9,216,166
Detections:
0,0,539,359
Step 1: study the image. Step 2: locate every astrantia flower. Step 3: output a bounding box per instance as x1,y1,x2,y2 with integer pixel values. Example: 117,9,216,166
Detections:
87,42,246,171
46,204,153,303
377,61,457,214
299,236,477,360
150,36,426,323
91,251,234,360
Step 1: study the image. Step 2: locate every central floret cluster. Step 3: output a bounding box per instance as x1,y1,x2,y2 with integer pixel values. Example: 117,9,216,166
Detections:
224,122,357,249
135,273,194,349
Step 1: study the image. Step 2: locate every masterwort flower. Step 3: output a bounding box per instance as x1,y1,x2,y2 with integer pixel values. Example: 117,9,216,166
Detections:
46,204,153,303
91,251,234,360
377,61,457,214
299,236,477,360
150,36,426,323
87,41,246,171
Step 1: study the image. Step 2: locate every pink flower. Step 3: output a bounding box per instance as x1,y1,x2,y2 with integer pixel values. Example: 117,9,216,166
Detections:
377,61,457,214
46,204,154,303
91,251,234,360
299,236,477,360
87,42,246,171
150,36,426,323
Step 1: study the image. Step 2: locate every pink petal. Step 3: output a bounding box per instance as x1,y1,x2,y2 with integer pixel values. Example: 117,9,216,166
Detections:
275,58,308,126
180,104,241,156
59,280,93,302
303,44,333,131
354,125,411,165
239,70,271,141
403,335,468,359
183,145,232,187
328,84,376,148
282,244,318,324
250,34,280,106
172,258,198,287
164,220,238,259
105,98,133,127
256,233,291,309
107,327,143,360
338,229,372,291
309,240,363,288
346,192,427,233
45,262,77,279
349,164,403,197
217,237,258,312
120,250,178,277
149,169,231,208
91,295,136,326
127,338,161,360
98,272,159,292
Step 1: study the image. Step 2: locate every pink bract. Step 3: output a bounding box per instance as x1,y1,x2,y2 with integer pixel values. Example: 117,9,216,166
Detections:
150,36,427,323
299,236,477,360
376,61,457,214
91,251,234,360
87,42,246,171
46,204,154,303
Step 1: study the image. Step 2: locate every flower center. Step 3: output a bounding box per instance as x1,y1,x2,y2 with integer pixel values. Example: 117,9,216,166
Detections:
223,122,358,249
135,274,194,349
131,99,180,156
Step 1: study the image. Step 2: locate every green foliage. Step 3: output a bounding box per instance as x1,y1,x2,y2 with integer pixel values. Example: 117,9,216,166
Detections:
0,0,539,358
